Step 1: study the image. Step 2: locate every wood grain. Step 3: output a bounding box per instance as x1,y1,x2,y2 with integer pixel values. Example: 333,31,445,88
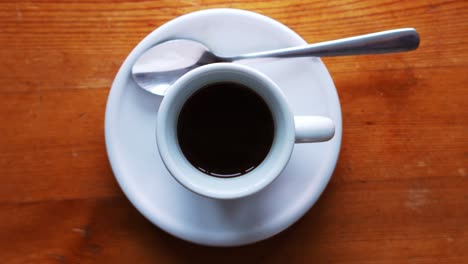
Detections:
0,0,467,263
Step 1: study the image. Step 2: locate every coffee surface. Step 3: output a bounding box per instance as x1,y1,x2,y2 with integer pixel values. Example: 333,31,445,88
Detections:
177,82,274,177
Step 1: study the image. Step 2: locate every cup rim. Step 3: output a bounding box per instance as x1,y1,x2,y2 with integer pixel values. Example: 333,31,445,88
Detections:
156,63,295,199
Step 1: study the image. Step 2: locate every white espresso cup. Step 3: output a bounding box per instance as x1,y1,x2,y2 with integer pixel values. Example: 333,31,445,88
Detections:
156,63,335,200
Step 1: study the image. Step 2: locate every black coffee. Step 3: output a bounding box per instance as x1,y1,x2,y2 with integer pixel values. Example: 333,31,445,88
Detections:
177,82,274,178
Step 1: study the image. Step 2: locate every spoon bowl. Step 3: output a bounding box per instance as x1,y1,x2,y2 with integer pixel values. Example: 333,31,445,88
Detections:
132,39,219,95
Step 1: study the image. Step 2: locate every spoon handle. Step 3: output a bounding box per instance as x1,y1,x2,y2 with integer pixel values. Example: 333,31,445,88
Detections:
228,28,419,60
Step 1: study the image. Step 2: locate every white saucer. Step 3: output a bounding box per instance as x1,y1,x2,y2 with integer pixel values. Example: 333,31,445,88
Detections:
105,8,342,247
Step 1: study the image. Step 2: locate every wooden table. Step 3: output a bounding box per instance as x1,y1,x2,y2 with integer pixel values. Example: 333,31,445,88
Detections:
1,0,467,263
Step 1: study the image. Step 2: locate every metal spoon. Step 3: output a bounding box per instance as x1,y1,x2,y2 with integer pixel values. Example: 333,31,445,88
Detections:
132,28,419,95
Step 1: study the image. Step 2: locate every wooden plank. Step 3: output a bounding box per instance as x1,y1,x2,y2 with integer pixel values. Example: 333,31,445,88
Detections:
0,0,467,92
0,67,466,203
0,181,466,263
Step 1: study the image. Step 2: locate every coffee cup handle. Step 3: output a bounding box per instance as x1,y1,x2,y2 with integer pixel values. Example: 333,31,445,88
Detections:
294,116,335,143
